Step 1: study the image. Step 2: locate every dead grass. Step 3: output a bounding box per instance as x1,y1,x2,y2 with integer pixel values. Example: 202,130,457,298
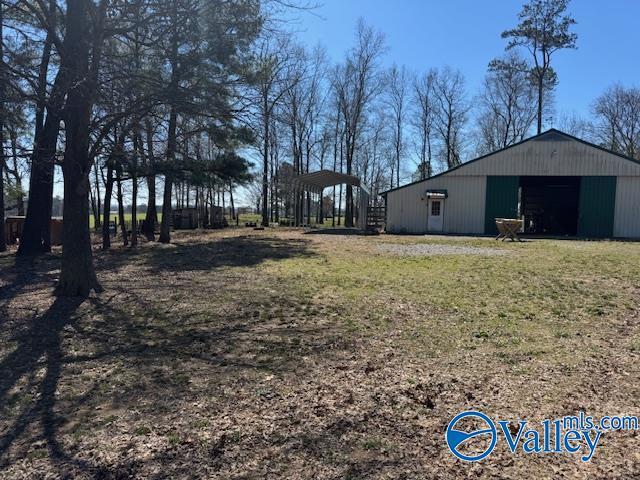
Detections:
0,229,639,479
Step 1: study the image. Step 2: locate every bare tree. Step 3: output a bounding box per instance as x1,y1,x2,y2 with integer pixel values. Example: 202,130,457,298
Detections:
386,64,406,188
0,0,5,252
556,112,593,139
333,19,385,227
475,52,537,155
593,84,640,158
358,108,389,198
432,67,468,169
502,0,577,134
250,35,295,226
282,44,327,224
412,69,436,180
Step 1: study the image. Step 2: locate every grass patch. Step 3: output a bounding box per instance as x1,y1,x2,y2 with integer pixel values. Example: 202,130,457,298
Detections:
0,230,638,478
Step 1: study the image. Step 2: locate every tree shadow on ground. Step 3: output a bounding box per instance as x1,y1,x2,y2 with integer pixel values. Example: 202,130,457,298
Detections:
0,254,60,329
0,297,90,473
98,233,316,274
0,232,360,478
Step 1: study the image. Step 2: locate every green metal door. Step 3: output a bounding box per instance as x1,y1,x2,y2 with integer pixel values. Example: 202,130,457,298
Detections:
484,176,520,235
577,176,617,238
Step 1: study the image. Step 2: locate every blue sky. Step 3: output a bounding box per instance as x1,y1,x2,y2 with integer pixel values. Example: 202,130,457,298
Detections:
292,0,639,120
61,1,640,204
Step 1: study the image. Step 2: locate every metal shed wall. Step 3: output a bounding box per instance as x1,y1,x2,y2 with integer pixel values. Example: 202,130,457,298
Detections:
385,176,486,234
614,177,640,238
447,136,640,177
384,132,640,238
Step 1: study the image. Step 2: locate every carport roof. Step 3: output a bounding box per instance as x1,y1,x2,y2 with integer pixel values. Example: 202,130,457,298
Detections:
289,170,361,191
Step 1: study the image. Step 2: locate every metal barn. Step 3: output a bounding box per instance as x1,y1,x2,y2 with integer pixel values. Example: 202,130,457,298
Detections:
382,129,640,238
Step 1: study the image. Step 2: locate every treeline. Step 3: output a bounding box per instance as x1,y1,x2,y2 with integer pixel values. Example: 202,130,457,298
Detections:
246,0,639,229
1,0,270,294
1,0,639,296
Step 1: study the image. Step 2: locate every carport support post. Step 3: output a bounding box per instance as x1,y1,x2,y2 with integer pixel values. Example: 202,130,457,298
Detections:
289,182,294,226
355,186,360,227
298,187,303,226
297,186,302,226
298,186,303,226
293,184,297,226
293,186,298,226
295,186,300,226
298,187,302,226
291,184,295,226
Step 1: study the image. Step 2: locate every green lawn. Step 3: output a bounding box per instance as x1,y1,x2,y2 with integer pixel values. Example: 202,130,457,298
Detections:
91,212,258,228
90,212,163,229
92,212,345,229
0,231,638,478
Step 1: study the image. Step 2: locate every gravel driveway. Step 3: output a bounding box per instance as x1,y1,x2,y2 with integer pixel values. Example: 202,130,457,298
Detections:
377,242,510,256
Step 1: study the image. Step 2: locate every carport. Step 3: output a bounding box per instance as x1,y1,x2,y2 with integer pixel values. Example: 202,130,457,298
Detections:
286,170,370,228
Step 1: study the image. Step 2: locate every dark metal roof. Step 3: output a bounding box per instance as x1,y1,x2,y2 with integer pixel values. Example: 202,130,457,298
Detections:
380,129,640,196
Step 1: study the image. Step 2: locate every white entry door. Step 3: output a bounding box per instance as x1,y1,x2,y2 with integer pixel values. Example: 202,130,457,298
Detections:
427,199,444,232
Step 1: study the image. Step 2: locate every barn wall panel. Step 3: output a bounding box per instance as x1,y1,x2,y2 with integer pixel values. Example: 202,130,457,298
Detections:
614,177,640,238
385,135,640,237
385,176,486,234
448,138,640,177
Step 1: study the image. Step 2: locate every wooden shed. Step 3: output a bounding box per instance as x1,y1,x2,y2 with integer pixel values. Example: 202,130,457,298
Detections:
171,208,199,230
4,216,64,246
209,206,225,229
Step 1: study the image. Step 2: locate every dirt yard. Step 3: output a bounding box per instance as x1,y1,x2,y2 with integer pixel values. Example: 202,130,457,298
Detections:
1,229,639,479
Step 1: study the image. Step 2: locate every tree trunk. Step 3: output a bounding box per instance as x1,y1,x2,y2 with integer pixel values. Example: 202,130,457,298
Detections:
203,188,210,228
159,107,177,244
143,124,156,240
16,0,56,254
159,4,179,243
131,181,138,247
9,132,25,215
58,161,101,296
0,1,5,252
337,144,343,227
89,184,98,229
195,187,201,228
345,185,354,227
208,187,215,227
144,175,157,239
536,74,544,135
130,164,138,248
102,162,114,250
18,71,67,255
57,0,103,297
93,161,101,229
115,165,128,246
159,173,173,242
261,109,269,227
33,0,56,142
229,182,235,220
